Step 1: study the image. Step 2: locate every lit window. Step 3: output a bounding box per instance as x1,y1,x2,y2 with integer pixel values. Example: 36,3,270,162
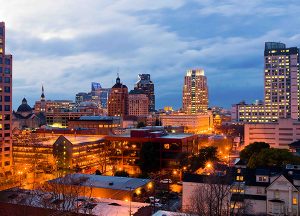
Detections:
293,197,297,205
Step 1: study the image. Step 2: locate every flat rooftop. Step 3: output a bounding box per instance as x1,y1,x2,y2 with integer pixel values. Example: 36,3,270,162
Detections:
38,135,105,146
73,116,120,121
112,133,196,139
50,174,151,191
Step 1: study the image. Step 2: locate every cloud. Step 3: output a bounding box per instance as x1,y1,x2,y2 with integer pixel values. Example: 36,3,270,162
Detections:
1,0,300,110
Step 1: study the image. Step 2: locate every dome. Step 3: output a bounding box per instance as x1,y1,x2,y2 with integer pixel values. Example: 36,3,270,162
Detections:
17,98,32,112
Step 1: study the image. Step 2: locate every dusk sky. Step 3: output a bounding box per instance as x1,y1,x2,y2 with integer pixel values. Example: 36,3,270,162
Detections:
1,0,300,110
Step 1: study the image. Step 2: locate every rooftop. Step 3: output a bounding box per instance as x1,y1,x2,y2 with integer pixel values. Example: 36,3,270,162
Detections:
50,174,151,191
75,116,121,121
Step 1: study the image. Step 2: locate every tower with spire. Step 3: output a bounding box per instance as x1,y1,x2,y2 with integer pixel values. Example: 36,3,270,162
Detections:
108,74,128,116
40,85,46,112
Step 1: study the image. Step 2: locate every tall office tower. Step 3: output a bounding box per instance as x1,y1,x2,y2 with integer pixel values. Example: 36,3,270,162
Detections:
134,74,155,112
0,22,12,174
264,42,300,120
182,69,209,114
128,89,149,117
108,75,128,116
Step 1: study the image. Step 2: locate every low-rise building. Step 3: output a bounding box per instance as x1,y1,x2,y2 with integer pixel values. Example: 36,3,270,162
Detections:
13,133,106,172
159,113,213,133
68,116,121,135
49,174,153,202
182,165,300,216
105,128,199,175
244,118,300,148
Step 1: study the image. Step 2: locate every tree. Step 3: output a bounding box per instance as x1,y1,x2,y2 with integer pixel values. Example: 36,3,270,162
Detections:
199,146,219,162
114,170,129,177
186,174,251,216
240,142,270,162
95,170,102,175
136,122,145,128
186,174,231,216
247,148,300,168
138,142,160,174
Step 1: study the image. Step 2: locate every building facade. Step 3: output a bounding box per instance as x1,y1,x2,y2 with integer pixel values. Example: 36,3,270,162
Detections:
68,116,121,135
159,113,213,133
134,74,155,112
182,69,209,114
108,76,128,117
0,22,12,175
232,42,300,123
128,89,149,117
244,118,300,149
105,129,199,175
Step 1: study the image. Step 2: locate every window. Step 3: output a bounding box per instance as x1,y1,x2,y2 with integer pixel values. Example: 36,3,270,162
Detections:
274,190,280,199
236,176,244,181
5,58,10,65
0,67,2,73
4,161,10,166
237,169,241,174
4,86,10,93
4,147,9,151
293,197,297,205
4,77,10,83
4,124,10,130
4,96,10,102
0,57,2,64
257,187,263,194
4,105,10,111
4,68,10,74
4,114,9,120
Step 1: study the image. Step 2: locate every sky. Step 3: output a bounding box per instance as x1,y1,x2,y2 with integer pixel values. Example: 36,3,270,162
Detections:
1,0,300,110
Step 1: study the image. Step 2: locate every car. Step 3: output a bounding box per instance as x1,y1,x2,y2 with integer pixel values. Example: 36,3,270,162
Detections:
160,179,172,184
177,181,183,185
152,202,163,207
149,196,160,203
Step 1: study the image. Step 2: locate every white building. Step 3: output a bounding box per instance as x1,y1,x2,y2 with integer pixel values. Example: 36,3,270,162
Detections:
182,165,300,216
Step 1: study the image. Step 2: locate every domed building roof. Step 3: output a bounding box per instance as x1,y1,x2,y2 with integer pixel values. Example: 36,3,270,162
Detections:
112,76,127,89
17,98,32,113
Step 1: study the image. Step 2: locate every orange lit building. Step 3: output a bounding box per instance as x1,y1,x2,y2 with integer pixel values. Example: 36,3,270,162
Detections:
105,129,199,175
108,76,128,117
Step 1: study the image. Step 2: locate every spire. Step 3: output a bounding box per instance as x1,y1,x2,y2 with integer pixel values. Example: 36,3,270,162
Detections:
41,85,45,100
116,73,120,84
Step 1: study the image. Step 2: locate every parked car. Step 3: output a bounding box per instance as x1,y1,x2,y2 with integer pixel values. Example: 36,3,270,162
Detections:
149,196,160,203
177,181,183,185
160,179,172,184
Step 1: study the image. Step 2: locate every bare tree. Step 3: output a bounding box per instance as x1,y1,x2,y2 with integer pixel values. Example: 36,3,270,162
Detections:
186,174,252,216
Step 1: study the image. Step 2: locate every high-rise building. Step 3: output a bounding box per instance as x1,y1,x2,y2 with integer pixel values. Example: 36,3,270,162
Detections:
108,75,128,117
264,42,300,120
134,74,155,112
182,69,209,114
0,22,12,174
128,89,149,117
232,42,300,123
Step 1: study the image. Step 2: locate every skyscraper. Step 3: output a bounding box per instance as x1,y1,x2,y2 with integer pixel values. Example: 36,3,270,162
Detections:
182,69,209,114
108,75,128,116
0,22,12,174
134,74,155,112
264,42,300,120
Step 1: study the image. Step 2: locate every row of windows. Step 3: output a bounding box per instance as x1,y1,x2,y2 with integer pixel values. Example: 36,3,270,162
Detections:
0,77,10,83
0,58,10,65
0,86,10,93
0,105,10,111
0,96,10,102
0,67,10,74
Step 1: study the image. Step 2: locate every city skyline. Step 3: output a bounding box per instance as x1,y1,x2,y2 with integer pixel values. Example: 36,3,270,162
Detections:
1,1,300,109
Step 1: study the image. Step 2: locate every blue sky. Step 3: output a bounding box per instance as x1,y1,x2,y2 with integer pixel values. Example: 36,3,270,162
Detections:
1,0,300,110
